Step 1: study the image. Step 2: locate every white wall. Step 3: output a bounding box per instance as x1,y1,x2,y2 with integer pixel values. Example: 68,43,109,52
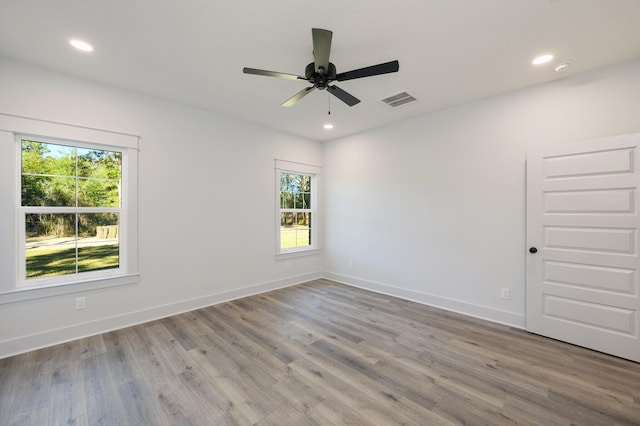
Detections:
2,55,640,358
0,57,323,358
323,58,640,327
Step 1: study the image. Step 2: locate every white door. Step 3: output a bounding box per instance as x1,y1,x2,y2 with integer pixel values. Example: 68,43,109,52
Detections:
527,132,640,362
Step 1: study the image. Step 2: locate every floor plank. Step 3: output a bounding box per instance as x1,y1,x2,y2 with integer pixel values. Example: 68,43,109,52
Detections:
1,279,639,425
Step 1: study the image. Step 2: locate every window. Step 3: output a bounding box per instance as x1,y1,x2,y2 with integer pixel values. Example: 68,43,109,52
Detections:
280,173,312,249
275,160,320,256
19,137,123,283
0,114,138,303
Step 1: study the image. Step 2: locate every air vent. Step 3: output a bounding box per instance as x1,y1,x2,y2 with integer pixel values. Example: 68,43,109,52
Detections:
380,91,417,108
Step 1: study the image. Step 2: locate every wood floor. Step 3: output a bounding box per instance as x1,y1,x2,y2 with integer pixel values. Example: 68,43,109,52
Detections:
1,279,639,425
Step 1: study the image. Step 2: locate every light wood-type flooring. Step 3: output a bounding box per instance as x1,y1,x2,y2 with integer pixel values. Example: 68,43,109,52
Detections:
1,279,639,425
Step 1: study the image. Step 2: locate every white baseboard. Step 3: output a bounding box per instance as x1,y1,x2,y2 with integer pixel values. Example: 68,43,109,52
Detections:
0,271,322,359
322,272,526,329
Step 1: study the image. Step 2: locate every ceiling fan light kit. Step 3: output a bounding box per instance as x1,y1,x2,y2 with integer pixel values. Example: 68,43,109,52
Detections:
243,28,399,107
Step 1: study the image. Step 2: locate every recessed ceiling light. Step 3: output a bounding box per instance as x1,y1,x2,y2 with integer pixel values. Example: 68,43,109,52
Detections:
323,123,334,130
554,62,572,72
69,39,94,52
532,54,553,65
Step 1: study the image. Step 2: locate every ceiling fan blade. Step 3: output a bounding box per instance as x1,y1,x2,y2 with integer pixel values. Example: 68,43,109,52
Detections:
243,67,305,80
312,28,332,75
282,86,316,107
335,60,399,82
327,85,360,107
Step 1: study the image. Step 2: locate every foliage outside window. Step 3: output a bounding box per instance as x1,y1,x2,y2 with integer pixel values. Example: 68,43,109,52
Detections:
20,138,123,282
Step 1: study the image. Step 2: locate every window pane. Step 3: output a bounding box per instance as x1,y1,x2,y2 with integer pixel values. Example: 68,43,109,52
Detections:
77,148,122,180
22,141,76,176
21,175,76,206
281,212,293,227
281,192,294,209
280,229,297,249
296,212,310,227
301,175,311,192
295,227,311,247
296,212,311,247
78,178,121,207
78,213,119,273
281,174,302,194
280,175,289,193
25,213,77,278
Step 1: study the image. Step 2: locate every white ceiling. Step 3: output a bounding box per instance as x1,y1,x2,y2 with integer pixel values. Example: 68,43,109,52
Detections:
1,0,639,141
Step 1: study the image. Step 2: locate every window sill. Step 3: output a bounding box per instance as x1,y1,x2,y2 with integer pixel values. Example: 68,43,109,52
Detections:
0,273,139,305
275,248,320,260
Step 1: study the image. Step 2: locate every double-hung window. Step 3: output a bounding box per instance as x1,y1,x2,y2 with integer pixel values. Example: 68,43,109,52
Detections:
275,159,320,256
0,113,139,303
19,137,123,283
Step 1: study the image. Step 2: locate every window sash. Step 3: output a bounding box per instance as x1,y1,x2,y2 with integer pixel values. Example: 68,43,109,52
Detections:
17,210,125,287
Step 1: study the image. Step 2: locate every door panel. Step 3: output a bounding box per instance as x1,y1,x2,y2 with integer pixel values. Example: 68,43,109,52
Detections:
543,189,634,214
527,133,640,362
544,226,634,253
543,147,634,178
544,261,635,293
543,296,634,334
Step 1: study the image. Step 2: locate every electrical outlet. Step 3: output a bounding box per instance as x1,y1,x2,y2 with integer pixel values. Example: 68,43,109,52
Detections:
75,297,86,310
500,288,511,300
348,261,353,270
284,261,291,270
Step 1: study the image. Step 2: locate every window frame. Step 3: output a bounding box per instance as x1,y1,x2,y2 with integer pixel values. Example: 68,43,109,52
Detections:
0,113,139,304
17,135,126,286
275,159,321,258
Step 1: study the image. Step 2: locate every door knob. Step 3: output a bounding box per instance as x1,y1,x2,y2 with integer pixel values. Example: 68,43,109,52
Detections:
529,247,538,253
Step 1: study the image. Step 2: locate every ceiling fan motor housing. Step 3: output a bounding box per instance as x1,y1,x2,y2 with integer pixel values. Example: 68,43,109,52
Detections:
306,62,336,89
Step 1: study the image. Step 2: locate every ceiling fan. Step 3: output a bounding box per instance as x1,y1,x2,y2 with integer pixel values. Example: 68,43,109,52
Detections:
243,28,399,107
